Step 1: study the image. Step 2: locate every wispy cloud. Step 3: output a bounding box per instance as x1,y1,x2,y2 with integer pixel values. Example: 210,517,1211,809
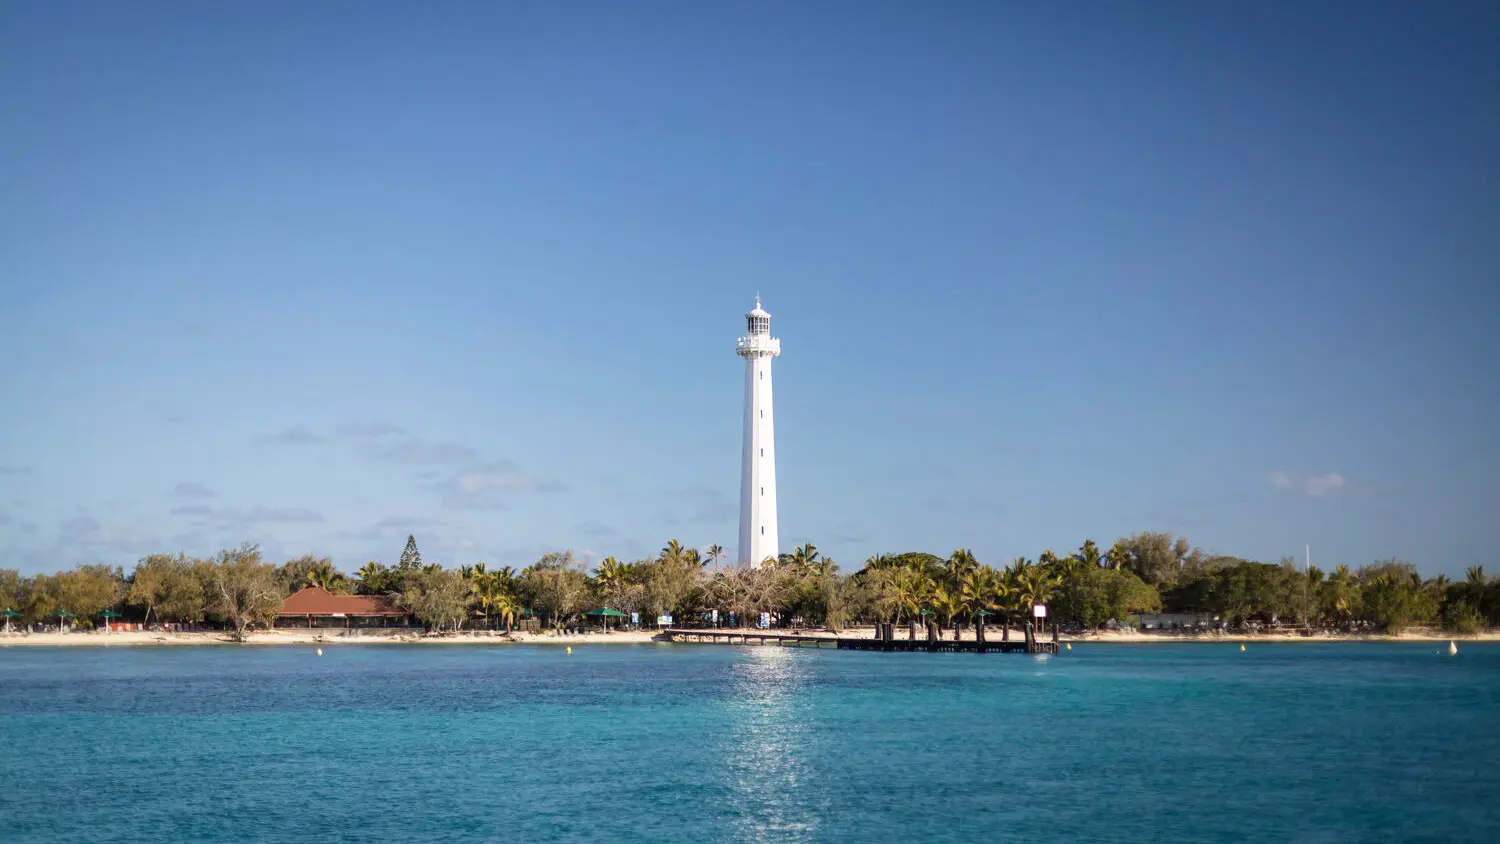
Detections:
169,504,324,526
1266,470,1349,497
922,497,1006,517
576,520,618,539
57,516,159,553
363,438,480,466
335,422,407,439
255,426,323,446
666,486,736,525
434,461,564,509
226,506,324,524
356,516,445,543
172,481,217,499
827,532,870,545
1303,473,1347,496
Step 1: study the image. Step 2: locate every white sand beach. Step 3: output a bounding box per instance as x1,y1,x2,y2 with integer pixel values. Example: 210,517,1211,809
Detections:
2,625,1495,647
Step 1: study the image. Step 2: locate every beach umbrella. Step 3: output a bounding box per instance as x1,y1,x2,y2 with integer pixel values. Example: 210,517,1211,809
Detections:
100,610,121,633
1,608,18,633
56,610,76,632
585,608,627,631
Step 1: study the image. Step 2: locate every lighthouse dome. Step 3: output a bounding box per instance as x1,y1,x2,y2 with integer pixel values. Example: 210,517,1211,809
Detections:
746,296,771,335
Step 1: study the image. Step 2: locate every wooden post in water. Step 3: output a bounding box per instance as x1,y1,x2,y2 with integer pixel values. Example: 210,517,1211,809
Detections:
975,618,986,643
908,620,918,640
1025,621,1035,653
926,620,938,644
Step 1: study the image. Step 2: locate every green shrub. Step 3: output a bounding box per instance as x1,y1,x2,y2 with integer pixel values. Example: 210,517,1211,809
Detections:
1445,601,1486,635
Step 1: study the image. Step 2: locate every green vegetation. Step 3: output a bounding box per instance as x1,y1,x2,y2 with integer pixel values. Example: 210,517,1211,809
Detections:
2,530,1495,637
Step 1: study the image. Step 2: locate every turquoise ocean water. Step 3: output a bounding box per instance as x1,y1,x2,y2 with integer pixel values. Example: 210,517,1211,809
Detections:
1,642,1496,842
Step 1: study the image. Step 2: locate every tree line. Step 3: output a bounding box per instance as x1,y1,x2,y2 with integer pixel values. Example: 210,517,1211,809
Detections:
2,531,1495,639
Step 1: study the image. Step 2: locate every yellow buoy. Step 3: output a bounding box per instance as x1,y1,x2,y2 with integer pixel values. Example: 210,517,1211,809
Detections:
316,648,322,656
1065,643,1072,650
1239,644,1246,651
1448,640,1458,656
566,646,572,654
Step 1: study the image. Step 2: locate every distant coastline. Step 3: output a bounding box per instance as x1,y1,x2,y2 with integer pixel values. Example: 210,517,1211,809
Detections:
2,626,1495,648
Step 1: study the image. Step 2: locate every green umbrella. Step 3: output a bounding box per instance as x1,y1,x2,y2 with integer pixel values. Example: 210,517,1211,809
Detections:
56,610,75,632
584,607,627,632
0,608,17,633
918,609,935,616
100,610,122,633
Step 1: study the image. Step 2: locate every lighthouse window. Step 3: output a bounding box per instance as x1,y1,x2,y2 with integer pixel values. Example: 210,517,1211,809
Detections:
760,487,764,495
760,410,763,418
760,448,763,457
760,371,763,380
761,526,765,535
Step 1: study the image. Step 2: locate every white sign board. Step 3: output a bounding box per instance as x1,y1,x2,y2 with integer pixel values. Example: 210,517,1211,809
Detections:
1032,604,1047,618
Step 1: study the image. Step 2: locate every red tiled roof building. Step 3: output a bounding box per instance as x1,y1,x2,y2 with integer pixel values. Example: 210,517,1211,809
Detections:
277,587,412,629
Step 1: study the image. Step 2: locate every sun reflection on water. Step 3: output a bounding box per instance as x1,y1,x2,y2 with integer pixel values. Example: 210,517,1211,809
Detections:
718,647,825,843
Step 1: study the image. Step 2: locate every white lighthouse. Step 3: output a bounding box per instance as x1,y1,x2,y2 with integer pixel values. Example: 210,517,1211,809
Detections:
737,296,780,567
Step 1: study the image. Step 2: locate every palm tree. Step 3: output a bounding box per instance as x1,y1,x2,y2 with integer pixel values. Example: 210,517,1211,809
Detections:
471,572,508,629
491,590,522,630
1106,541,1132,571
706,544,725,571
889,567,933,624
354,562,390,595
1075,540,1103,569
1013,567,1060,615
944,549,980,596
964,566,1001,622
1328,565,1358,626
304,560,347,592
594,557,626,597
930,586,960,636
660,539,689,567
780,543,820,571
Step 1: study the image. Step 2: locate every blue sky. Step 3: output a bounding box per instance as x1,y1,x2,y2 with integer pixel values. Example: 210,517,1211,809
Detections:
2,1,1496,577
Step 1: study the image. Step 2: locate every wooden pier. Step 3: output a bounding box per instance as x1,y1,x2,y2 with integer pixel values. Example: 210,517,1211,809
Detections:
658,626,1060,655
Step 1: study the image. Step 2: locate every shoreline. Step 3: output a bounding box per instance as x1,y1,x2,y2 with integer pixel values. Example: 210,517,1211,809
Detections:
1,627,1495,647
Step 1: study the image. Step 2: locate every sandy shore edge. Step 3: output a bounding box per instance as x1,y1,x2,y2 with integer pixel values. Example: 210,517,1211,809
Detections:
2,628,1495,647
